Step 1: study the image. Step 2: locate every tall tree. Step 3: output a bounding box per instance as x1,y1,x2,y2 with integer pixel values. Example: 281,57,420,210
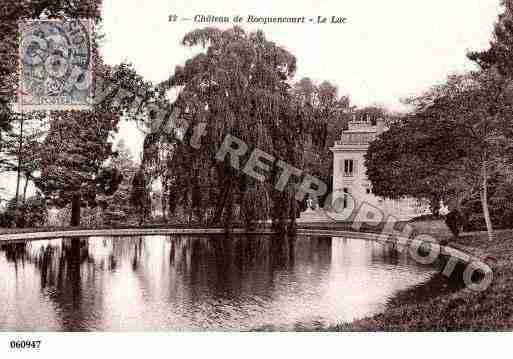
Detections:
37,107,119,226
0,0,105,224
154,27,307,232
35,61,152,226
2,112,47,203
366,71,513,240
292,78,352,207
130,167,151,226
468,0,513,76
365,114,454,215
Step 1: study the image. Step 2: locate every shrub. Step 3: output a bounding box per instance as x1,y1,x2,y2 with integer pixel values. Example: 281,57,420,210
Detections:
462,178,513,232
0,195,47,228
22,195,47,227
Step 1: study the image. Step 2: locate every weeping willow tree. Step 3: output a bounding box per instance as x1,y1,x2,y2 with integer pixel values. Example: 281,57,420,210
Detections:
148,27,334,232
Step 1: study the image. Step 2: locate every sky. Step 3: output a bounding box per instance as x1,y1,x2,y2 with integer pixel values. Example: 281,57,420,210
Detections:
100,0,502,156
0,0,504,199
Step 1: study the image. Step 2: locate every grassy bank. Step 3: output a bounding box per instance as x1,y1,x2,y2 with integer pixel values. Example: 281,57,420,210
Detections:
337,230,513,331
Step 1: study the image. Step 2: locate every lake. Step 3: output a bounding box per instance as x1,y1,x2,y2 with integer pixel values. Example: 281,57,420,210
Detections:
0,235,437,331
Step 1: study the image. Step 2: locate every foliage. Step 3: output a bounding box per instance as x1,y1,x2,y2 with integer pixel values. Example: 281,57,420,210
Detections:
99,140,137,225
153,27,310,232
35,101,119,222
130,167,151,225
21,193,47,227
468,0,513,76
365,115,456,214
366,70,513,239
1,112,48,201
0,193,47,228
0,0,157,228
0,0,107,227
36,59,158,227
462,173,513,231
291,78,352,206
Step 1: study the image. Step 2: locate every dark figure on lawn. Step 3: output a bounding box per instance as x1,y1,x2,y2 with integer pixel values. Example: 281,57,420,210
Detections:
445,209,465,239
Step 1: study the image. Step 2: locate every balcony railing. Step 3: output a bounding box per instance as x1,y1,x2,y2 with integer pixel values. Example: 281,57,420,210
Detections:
335,132,377,146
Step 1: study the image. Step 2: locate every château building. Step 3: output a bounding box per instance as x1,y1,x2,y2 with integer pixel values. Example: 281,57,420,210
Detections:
330,116,428,221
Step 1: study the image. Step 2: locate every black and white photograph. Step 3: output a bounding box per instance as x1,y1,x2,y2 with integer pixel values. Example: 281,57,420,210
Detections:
0,0,512,356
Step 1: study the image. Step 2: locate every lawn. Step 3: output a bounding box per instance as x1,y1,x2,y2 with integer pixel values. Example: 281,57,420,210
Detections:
337,230,513,331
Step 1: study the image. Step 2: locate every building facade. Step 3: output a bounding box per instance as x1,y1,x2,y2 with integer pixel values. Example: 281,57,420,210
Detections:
330,117,428,221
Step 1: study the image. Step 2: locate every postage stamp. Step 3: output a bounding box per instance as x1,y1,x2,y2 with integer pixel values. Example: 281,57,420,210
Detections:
18,19,93,112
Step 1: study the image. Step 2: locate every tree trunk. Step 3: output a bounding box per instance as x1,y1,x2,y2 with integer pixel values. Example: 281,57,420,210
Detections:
22,176,29,204
212,179,230,225
287,193,298,235
430,195,441,217
15,114,24,206
223,186,234,232
70,192,82,227
481,161,494,241
161,185,167,222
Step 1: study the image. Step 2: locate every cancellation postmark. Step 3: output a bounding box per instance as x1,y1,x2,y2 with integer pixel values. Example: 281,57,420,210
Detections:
18,19,93,112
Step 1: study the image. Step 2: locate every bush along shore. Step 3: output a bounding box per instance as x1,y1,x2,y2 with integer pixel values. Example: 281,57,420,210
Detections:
337,230,513,331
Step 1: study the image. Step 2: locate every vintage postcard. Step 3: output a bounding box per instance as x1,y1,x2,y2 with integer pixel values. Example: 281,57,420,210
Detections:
0,0,511,357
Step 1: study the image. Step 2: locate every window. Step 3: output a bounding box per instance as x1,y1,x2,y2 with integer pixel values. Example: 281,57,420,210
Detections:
343,159,356,177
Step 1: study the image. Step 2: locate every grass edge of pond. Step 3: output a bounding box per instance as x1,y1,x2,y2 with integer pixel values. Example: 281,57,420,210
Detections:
333,230,513,331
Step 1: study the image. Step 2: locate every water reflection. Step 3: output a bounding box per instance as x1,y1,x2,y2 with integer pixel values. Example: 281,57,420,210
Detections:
0,236,435,331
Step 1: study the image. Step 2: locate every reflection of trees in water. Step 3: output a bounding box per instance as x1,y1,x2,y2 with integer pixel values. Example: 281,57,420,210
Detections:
0,235,335,328
327,236,419,270
92,236,145,271
169,235,295,269
1,242,29,270
166,235,332,300
370,241,401,266
130,237,144,271
46,239,96,331
1,239,89,287
367,239,437,276
58,240,84,309
1,236,332,295
167,236,287,298
298,236,332,268
0,238,94,331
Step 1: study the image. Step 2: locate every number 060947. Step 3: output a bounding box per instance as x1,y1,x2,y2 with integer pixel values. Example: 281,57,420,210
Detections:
9,340,41,350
